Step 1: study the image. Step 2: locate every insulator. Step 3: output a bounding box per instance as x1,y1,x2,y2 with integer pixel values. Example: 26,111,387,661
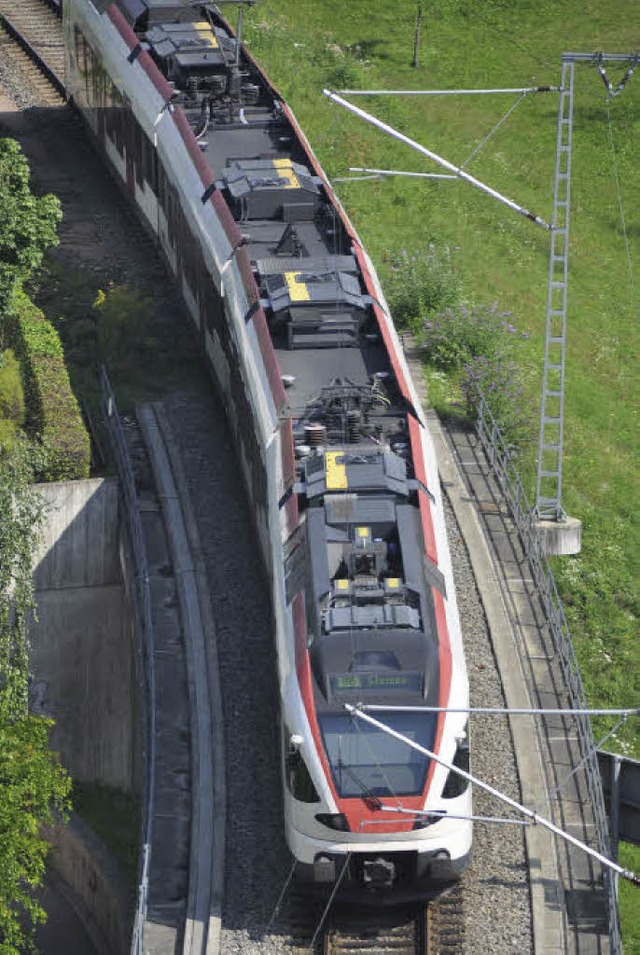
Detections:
305,423,327,447
347,409,360,442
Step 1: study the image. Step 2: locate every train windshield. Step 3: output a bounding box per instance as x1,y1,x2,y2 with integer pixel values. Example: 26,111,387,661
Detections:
319,711,438,798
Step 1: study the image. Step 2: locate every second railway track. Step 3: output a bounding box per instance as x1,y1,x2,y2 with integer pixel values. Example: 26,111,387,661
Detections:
0,0,65,101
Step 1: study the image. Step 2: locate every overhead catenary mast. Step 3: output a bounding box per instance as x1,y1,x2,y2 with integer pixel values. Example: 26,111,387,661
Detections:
324,59,638,551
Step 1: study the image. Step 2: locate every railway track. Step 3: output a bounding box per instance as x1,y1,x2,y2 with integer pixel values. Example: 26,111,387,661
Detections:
322,887,464,955
0,0,65,101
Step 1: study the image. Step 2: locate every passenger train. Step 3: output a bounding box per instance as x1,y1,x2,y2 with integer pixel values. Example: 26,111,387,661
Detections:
63,0,472,899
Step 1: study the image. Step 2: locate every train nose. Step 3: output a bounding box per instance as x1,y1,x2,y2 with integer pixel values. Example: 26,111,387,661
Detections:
362,857,396,887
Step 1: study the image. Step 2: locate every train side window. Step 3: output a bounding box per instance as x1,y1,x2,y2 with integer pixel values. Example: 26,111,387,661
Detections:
84,43,95,104
141,133,158,194
133,122,144,188
93,61,105,110
74,27,85,76
283,725,320,804
111,85,124,156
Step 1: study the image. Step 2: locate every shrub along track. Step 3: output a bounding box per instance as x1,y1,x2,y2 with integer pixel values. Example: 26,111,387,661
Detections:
0,4,532,954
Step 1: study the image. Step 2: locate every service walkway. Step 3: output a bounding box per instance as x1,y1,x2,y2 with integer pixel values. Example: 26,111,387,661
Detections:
405,341,615,955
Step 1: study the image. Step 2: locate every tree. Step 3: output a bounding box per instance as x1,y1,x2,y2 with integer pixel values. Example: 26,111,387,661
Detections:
0,440,71,953
0,138,61,313
0,695,70,954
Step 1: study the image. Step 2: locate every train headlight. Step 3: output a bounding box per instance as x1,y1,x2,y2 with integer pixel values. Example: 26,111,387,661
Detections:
315,813,350,832
442,730,470,799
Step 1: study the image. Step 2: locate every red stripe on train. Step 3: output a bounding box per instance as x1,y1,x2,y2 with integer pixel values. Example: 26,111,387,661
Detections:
250,307,286,411
292,592,338,800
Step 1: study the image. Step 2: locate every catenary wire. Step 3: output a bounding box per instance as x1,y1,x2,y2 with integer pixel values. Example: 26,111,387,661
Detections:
605,96,637,317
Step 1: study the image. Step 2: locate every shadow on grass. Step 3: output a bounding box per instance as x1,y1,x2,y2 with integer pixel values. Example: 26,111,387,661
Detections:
29,253,210,421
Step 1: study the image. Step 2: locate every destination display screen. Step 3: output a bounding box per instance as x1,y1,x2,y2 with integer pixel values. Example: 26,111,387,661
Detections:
330,671,423,695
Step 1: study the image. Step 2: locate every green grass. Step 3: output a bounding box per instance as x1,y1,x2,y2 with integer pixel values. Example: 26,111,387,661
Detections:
242,0,639,940
72,782,140,888
620,842,640,954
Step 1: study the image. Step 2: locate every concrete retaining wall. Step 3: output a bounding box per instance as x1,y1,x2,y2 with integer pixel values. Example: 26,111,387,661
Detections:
30,477,139,792
34,479,122,591
49,814,132,955
28,478,139,953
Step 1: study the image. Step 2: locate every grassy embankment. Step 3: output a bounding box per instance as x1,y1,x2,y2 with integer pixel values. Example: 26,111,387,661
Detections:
242,0,638,943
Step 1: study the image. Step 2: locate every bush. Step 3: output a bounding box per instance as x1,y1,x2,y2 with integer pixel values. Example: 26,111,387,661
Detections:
0,138,61,311
421,302,521,370
461,354,532,449
387,245,461,331
0,350,25,447
421,302,533,450
94,284,155,371
5,291,90,481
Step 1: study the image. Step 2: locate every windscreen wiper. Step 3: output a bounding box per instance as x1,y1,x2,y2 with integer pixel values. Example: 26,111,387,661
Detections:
337,758,383,810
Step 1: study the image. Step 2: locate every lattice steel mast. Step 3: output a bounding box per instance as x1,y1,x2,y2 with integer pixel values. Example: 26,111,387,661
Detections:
535,59,574,521
535,52,638,522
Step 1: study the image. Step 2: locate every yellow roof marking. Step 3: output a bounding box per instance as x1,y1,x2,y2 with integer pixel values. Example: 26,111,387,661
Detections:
190,22,219,45
336,579,350,591
325,451,348,490
285,272,310,302
356,526,369,538
386,578,401,589
276,167,301,189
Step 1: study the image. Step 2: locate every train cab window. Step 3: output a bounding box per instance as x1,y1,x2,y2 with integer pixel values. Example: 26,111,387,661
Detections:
283,726,320,803
319,710,437,798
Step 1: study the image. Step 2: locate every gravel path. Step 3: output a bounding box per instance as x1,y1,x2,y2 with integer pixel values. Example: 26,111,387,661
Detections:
445,497,533,955
162,394,299,951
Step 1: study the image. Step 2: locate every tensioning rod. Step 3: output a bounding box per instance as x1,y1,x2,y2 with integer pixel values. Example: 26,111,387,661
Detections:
344,704,640,885
323,89,551,229
349,167,457,180
356,705,640,717
338,86,560,96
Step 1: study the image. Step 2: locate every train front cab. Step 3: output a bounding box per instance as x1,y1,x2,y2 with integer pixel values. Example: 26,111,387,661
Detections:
282,719,472,904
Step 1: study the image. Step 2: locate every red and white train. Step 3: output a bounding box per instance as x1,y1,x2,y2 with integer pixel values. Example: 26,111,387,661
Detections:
63,0,472,900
